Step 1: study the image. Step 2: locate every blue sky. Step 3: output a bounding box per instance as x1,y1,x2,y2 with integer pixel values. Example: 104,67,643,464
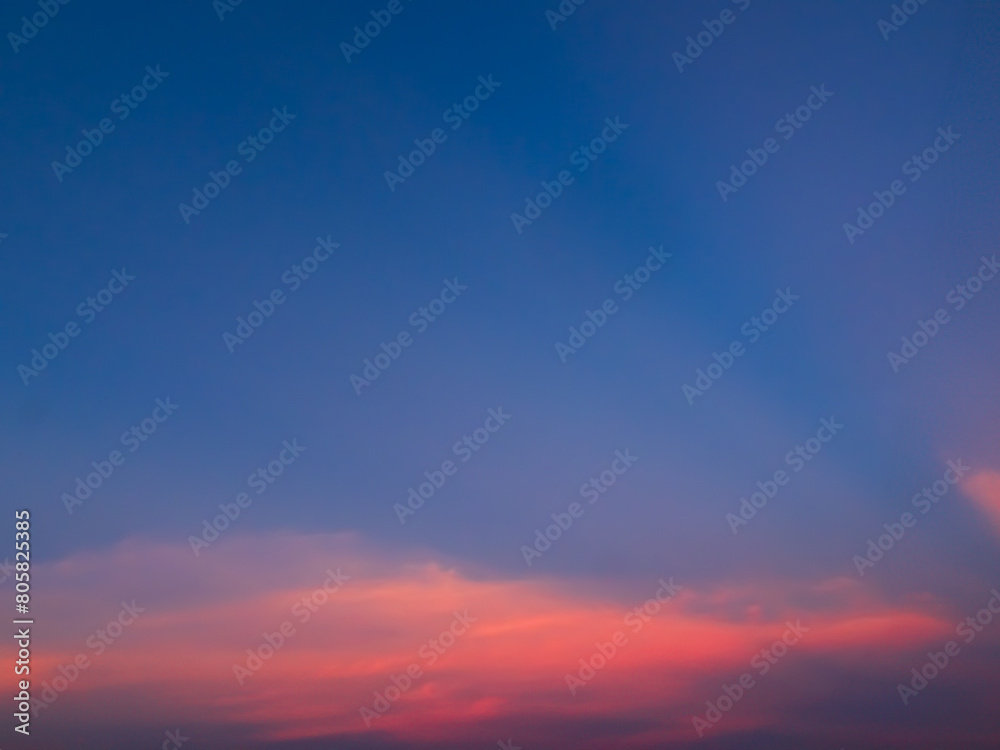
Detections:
2,1,1000,747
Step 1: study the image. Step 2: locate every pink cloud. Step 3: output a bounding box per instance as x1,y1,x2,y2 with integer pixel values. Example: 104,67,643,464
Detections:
5,531,993,749
963,470,1000,536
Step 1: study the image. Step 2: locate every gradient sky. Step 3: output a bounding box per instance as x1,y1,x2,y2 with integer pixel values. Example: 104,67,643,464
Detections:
2,1,1000,748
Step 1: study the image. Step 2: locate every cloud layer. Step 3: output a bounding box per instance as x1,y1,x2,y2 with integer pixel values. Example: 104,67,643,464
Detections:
9,522,1000,749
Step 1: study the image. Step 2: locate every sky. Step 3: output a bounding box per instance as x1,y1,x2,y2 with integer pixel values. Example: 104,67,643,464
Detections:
2,0,1000,748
